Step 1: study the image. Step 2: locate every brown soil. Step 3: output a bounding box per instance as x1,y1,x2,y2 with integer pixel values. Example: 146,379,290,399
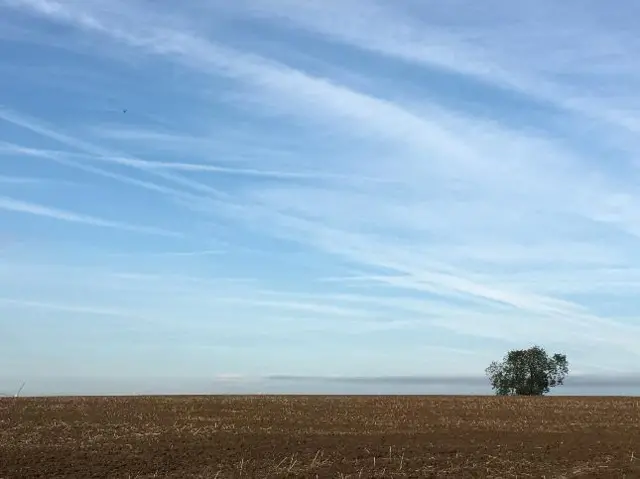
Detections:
1,395,639,478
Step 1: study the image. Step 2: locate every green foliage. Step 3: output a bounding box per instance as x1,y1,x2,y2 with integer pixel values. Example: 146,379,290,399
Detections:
485,345,569,396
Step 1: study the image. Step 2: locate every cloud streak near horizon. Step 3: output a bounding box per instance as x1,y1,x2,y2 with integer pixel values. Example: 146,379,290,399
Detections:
2,0,640,392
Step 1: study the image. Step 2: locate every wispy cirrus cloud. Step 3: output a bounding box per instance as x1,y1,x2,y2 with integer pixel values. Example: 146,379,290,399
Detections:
0,108,229,200
233,0,640,136
1,141,372,183
0,195,180,236
2,0,640,392
107,249,225,258
0,296,150,320
0,140,209,202
0,175,70,185
2,0,565,184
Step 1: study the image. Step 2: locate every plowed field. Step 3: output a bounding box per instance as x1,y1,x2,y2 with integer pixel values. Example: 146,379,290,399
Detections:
1,395,639,478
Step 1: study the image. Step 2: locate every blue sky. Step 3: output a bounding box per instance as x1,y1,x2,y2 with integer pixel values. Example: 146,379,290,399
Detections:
2,0,640,395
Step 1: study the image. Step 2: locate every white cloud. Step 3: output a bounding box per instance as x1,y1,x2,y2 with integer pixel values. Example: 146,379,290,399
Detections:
0,297,150,320
0,141,203,202
0,0,582,186
2,0,640,380
0,195,180,236
107,249,225,258
234,0,640,136
0,175,69,185
0,110,227,202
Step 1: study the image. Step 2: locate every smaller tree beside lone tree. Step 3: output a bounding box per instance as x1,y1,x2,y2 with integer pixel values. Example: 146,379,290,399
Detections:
485,345,569,396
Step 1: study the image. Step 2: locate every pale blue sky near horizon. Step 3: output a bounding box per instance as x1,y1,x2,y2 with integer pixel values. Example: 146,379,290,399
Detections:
2,0,640,395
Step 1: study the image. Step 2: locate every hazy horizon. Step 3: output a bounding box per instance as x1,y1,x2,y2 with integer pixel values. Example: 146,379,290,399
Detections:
2,374,639,397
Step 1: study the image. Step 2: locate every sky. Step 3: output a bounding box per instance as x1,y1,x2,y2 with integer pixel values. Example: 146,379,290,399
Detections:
2,0,640,396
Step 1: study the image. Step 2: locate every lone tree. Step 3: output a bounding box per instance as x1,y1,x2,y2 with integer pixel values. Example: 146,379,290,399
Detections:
485,345,569,396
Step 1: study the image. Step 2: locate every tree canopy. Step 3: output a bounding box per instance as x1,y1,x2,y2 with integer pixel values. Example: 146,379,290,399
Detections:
485,345,569,396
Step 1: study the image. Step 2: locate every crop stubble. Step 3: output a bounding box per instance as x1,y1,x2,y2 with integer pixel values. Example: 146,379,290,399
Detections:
1,395,639,478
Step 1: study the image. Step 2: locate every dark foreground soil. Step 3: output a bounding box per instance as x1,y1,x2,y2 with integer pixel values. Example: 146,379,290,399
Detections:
1,395,640,478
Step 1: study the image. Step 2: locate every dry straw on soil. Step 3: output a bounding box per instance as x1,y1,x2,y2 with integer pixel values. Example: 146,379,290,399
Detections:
1,395,640,477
